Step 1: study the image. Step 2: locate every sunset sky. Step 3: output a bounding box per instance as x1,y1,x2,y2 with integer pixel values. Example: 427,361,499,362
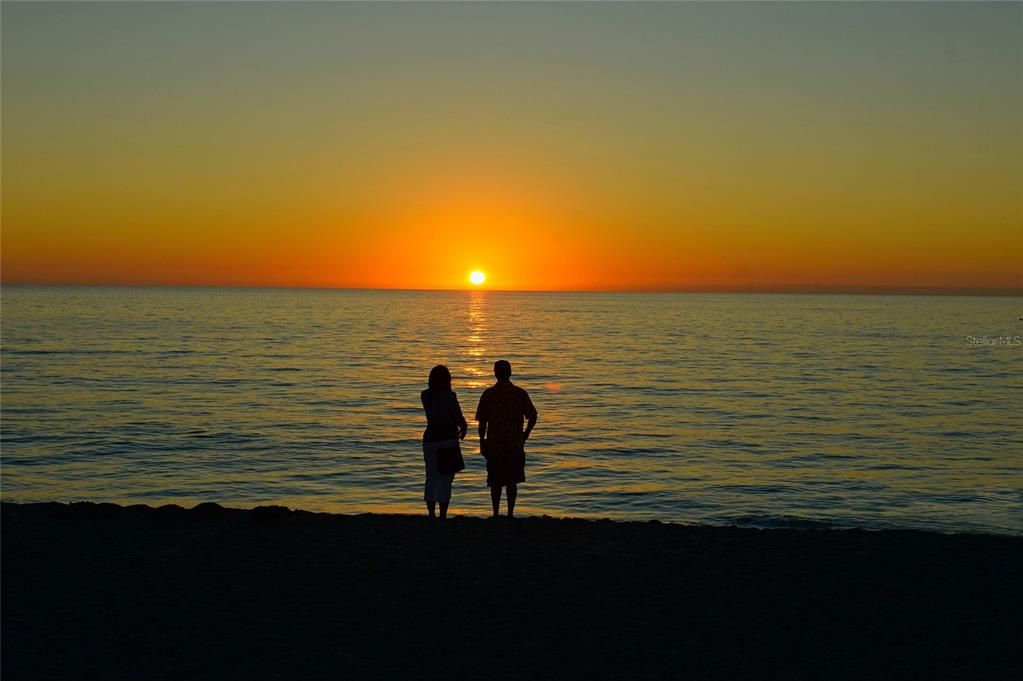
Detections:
2,1,1021,292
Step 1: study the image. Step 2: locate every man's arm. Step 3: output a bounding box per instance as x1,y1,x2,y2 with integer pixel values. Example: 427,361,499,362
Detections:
523,414,537,441
477,420,488,456
475,392,488,456
523,393,538,441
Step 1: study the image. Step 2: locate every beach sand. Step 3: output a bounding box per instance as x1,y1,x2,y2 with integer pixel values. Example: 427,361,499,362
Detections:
2,501,1020,680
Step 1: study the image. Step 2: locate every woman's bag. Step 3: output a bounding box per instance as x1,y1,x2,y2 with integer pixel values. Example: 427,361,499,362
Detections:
437,442,465,475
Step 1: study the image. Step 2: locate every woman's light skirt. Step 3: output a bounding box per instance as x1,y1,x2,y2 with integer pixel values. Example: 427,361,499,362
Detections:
422,439,458,503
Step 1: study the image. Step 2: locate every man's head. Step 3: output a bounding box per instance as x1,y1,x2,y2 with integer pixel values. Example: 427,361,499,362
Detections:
494,360,512,381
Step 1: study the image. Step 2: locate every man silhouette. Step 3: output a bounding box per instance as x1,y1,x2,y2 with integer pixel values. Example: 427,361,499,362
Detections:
475,360,538,518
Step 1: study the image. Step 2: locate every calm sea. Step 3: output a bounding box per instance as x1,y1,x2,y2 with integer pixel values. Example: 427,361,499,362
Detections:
1,286,1020,534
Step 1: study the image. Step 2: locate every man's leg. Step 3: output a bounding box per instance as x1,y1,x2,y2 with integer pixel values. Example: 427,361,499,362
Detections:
506,484,517,517
490,486,502,517
439,502,449,519
426,500,436,517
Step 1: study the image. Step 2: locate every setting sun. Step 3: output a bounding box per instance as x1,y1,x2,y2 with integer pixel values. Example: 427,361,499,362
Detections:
469,271,486,286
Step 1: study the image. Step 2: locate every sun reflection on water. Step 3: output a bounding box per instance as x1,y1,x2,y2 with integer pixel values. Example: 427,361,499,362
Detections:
460,291,489,389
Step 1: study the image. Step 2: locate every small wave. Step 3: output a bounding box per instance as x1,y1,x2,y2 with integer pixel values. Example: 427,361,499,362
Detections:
2,349,64,355
722,514,842,530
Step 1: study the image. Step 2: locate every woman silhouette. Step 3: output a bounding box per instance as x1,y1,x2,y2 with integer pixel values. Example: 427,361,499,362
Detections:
421,365,467,518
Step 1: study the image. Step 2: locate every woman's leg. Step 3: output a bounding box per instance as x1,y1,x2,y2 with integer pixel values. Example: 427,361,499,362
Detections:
437,473,453,519
424,449,438,517
490,486,502,517
506,484,517,517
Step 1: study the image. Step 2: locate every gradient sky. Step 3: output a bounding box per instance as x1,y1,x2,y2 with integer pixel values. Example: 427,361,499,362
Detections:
2,1,1021,292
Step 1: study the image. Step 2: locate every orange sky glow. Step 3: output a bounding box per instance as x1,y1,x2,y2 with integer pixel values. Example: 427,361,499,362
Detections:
2,2,1020,293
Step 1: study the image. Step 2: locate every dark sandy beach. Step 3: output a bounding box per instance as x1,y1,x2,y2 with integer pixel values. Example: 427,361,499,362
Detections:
2,502,1020,680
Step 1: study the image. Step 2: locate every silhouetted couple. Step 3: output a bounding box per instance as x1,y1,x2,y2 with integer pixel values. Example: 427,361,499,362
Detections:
420,360,538,519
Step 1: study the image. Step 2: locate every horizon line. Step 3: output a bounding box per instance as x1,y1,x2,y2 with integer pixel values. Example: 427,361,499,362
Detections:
2,281,1021,297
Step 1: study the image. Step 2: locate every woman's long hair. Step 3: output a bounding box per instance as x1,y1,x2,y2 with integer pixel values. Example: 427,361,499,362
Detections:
428,365,452,392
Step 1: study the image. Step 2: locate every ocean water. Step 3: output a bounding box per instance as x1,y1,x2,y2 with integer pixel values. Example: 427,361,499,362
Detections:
1,286,1021,534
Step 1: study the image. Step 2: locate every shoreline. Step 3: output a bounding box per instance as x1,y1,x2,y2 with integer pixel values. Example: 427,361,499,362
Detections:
1,498,1018,537
4,501,1021,680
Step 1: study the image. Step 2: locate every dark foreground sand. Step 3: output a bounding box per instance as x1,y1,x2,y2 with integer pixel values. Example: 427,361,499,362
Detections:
3,502,1020,680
